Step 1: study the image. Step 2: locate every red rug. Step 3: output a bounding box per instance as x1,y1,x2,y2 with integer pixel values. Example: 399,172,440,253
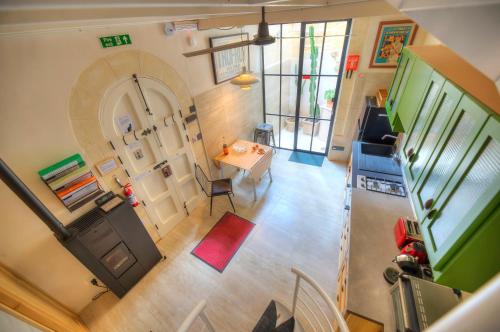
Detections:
192,212,255,272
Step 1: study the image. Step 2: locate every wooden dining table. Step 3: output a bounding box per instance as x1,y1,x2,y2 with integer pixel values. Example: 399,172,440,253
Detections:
214,139,273,200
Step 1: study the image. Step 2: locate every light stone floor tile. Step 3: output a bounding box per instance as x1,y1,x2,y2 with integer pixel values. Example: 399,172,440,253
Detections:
80,149,347,332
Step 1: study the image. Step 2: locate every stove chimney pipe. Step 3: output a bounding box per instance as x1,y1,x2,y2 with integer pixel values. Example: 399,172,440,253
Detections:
0,158,71,240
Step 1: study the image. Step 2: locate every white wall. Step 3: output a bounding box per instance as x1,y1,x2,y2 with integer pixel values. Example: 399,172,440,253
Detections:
0,22,260,313
385,0,500,85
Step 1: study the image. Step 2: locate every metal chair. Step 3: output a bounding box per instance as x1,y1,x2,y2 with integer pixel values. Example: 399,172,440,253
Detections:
194,164,235,216
254,123,276,150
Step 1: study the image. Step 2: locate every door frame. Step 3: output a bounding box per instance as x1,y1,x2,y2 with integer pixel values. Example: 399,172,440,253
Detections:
99,75,200,237
261,19,352,155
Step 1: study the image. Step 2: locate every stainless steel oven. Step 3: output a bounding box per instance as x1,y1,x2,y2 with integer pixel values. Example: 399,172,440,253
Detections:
390,275,467,331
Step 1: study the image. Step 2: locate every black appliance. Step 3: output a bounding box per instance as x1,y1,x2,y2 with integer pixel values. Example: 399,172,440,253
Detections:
64,201,161,297
0,159,161,298
390,275,467,332
358,96,397,145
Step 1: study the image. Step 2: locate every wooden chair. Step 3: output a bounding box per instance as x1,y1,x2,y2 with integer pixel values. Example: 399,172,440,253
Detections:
194,164,235,216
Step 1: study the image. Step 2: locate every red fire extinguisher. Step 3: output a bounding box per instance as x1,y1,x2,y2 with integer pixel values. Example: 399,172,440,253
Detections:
123,183,139,207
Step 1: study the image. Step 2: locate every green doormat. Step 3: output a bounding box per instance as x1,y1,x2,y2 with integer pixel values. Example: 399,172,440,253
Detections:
288,151,325,167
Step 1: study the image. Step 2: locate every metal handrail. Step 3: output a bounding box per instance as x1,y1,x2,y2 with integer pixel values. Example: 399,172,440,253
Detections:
291,267,350,332
176,300,215,332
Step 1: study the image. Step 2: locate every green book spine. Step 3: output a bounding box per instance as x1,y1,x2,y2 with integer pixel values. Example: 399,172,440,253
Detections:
38,154,83,180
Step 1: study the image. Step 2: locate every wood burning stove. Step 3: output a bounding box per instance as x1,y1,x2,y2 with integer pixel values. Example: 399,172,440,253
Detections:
0,159,162,298
63,200,161,297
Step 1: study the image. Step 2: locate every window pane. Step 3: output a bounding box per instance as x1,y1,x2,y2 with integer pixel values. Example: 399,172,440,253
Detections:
281,37,300,75
280,116,295,149
282,23,301,37
320,36,345,75
297,118,315,150
264,76,280,114
311,120,331,153
264,114,281,147
326,21,347,36
281,76,297,118
302,23,324,75
298,76,319,119
316,76,338,119
263,25,281,74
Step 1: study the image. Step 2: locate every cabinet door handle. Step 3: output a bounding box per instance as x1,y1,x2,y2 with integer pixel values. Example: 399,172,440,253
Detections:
390,100,394,106
407,148,416,161
424,198,434,210
427,209,437,219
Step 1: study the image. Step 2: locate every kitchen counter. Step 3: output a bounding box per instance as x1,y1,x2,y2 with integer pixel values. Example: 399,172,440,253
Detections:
346,188,413,330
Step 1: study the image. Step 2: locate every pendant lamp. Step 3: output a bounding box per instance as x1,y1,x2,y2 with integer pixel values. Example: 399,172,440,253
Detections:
230,66,259,90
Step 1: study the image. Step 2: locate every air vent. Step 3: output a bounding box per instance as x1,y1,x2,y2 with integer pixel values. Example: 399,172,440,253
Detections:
68,209,103,233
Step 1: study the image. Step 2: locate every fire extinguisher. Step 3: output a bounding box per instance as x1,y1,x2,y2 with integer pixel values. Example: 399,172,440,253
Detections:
123,183,139,207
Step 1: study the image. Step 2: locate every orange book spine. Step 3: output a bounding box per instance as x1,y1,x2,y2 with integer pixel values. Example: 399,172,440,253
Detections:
56,176,96,198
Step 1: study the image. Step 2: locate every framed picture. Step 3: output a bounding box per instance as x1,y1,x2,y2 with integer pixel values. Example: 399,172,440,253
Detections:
369,20,418,68
210,33,249,84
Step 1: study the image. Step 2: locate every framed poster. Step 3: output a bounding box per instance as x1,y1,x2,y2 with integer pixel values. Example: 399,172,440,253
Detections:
369,20,418,68
210,33,249,84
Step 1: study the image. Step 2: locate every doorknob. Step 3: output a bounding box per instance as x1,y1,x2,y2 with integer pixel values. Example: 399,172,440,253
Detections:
407,148,416,161
424,198,434,210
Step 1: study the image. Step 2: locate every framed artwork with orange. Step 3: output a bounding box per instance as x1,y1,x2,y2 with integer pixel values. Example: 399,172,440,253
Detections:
369,20,418,68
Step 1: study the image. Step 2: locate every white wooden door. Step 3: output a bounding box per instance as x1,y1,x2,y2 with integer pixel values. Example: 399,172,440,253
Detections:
100,77,199,236
136,77,201,213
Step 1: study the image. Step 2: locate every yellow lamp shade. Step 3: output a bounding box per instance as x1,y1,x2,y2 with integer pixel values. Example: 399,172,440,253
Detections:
230,66,259,89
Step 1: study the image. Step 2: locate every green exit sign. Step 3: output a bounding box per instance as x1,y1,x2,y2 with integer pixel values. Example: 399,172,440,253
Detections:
99,34,132,48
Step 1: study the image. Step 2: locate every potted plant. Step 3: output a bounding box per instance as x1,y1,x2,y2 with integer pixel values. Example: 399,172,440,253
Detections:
284,116,295,132
324,89,335,109
302,26,320,136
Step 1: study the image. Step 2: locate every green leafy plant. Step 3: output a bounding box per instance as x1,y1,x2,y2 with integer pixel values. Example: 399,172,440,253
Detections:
324,89,335,102
308,26,320,119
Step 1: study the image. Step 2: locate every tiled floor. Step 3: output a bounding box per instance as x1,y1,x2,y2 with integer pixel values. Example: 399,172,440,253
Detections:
80,150,347,331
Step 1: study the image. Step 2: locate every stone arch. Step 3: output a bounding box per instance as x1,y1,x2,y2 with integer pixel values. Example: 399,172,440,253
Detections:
68,50,195,240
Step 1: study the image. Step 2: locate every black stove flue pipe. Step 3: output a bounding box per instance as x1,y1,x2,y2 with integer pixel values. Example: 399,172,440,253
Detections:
0,158,71,240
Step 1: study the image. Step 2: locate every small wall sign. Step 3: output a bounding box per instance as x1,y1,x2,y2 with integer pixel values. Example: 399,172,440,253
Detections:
96,157,118,176
99,34,132,48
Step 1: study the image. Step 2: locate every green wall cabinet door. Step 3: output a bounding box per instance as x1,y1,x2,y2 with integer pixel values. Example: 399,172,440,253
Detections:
421,115,500,276
403,81,462,191
432,207,500,292
396,58,436,132
385,49,415,132
411,95,489,221
401,71,445,169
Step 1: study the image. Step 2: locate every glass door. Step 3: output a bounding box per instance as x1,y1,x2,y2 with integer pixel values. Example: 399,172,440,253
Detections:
262,20,351,154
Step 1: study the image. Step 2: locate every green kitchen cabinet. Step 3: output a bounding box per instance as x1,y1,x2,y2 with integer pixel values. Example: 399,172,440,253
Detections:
385,49,415,132
395,58,436,132
432,207,500,292
411,95,489,221
402,79,458,191
387,45,500,292
401,72,445,170
421,116,500,282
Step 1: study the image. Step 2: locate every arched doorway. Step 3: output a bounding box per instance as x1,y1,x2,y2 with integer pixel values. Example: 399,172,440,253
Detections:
100,76,200,236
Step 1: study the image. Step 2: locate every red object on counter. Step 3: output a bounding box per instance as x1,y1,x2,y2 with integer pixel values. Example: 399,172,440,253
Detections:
123,183,139,207
401,241,428,264
394,217,423,249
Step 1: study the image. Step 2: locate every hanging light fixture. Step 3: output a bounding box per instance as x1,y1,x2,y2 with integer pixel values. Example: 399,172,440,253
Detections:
230,66,259,90
231,27,259,90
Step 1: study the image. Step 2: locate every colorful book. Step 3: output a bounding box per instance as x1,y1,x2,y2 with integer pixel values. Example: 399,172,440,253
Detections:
38,154,84,181
63,181,100,206
57,176,96,199
48,165,90,191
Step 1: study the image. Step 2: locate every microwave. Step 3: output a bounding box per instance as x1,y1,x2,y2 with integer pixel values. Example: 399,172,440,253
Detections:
390,275,467,331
